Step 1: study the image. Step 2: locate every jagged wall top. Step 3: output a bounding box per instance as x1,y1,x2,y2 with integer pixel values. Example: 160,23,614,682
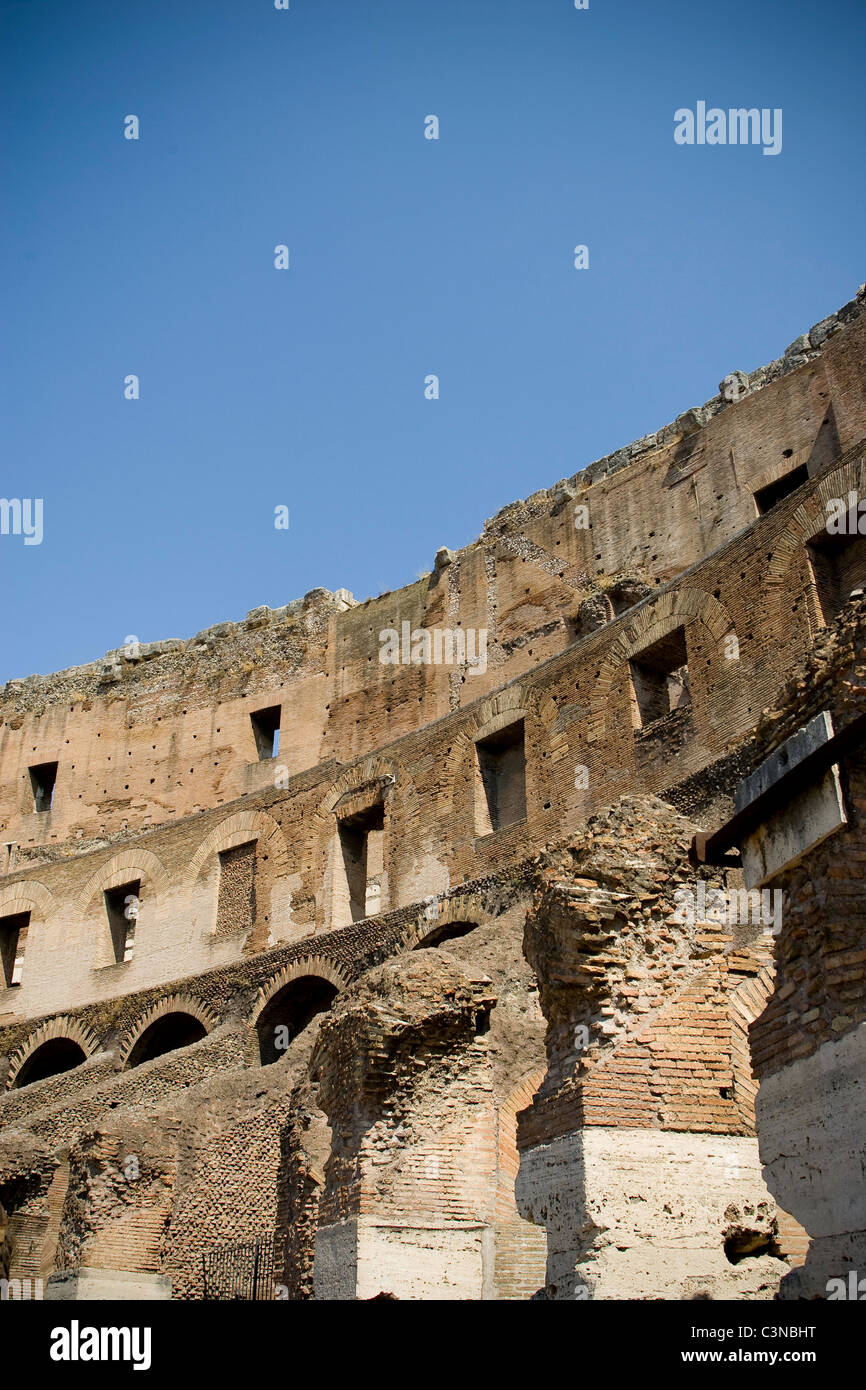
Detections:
4,285,864,704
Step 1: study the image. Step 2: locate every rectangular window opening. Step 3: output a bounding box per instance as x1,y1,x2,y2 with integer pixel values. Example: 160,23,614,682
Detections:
753,464,809,516
0,911,29,987
104,880,140,964
29,761,58,814
630,628,691,730
807,532,866,625
475,720,527,834
251,706,281,761
337,803,384,923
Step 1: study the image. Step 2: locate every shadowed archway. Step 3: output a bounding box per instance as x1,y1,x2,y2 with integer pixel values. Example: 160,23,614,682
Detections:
125,1012,207,1069
257,976,339,1065
12,1037,87,1089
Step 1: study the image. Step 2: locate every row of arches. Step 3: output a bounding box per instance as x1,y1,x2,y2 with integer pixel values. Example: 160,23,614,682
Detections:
3,918,482,1092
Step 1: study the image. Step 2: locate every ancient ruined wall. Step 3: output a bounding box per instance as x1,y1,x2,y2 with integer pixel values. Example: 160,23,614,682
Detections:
0,590,341,856
0,880,545,1296
1,291,864,1302
310,944,546,1301
3,430,865,1029
514,797,790,1300
2,293,863,864
741,598,866,1299
0,893,545,1301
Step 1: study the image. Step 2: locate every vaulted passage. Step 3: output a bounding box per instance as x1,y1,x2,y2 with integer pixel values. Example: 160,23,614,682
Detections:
413,920,479,950
126,1013,207,1069
13,1037,87,1089
257,976,339,1065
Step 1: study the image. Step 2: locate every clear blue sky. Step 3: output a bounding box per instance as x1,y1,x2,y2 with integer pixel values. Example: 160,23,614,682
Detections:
1,0,863,681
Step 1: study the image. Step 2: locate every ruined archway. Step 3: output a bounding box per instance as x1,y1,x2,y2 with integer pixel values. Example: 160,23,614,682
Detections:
412,920,478,950
11,1037,88,1089
125,1012,208,1069
256,976,339,1065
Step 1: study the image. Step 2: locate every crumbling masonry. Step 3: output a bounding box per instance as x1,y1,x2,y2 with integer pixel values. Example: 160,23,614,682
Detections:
1,288,865,1299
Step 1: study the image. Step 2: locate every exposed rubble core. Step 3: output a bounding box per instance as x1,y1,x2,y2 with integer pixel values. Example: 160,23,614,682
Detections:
0,290,864,1298
515,796,790,1299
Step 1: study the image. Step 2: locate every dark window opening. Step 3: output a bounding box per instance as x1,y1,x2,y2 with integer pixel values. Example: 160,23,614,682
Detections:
104,880,140,964
753,465,809,516
807,532,866,625
251,706,281,760
126,1012,207,1068
630,628,691,728
413,921,478,950
0,911,29,987
29,761,58,814
476,721,527,833
257,976,339,1065
338,803,384,922
13,1037,86,1089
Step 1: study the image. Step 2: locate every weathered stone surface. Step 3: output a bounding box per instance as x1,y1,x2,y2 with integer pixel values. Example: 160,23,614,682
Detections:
0,290,864,1300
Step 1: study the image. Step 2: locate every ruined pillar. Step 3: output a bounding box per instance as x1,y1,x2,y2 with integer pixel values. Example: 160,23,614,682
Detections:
310,952,498,1299
740,613,866,1298
515,797,789,1300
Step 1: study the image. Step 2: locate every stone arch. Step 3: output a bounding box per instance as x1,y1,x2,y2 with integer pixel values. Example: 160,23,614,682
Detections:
314,756,401,825
78,848,170,915
435,690,530,820
252,957,348,1064
119,992,217,1069
493,1067,549,1297
399,892,500,952
729,964,775,1129
0,881,56,984
0,880,56,921
586,587,733,743
763,454,866,607
251,956,350,1026
5,1015,101,1090
189,808,290,882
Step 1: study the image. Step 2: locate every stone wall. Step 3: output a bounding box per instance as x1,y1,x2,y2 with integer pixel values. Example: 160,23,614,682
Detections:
1,290,863,861
740,598,866,1298
1,290,863,1301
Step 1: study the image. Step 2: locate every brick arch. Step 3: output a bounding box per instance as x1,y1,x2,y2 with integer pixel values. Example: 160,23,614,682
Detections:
498,1067,546,1174
5,1015,101,1090
118,992,217,1068
189,808,289,882
78,848,170,915
763,454,866,600
435,689,530,819
586,587,733,743
315,755,401,824
398,892,500,952
0,879,56,920
730,964,775,1130
250,956,351,1026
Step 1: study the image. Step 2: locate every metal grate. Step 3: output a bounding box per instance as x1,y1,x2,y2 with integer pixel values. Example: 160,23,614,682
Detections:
202,1234,277,1301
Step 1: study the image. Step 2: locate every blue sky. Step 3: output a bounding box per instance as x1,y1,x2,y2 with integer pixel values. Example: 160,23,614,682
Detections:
1,0,864,681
